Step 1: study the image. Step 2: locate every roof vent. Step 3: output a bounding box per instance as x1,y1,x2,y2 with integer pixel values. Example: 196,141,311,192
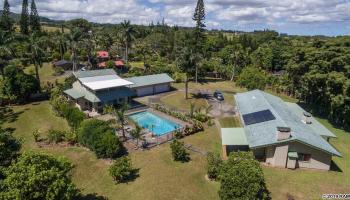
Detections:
277,127,291,141
302,112,312,124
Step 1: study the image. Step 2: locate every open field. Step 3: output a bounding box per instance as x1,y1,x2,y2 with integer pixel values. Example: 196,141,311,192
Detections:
24,62,68,86
3,101,220,200
160,91,208,112
2,80,350,199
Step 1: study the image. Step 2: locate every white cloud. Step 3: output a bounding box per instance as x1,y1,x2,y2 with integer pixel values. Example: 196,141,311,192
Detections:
0,0,349,35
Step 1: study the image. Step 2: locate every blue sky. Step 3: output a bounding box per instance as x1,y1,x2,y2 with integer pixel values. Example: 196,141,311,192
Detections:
2,0,350,36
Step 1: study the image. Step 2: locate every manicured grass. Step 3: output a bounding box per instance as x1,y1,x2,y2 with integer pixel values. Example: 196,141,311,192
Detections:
3,80,350,200
24,63,67,86
3,101,220,200
218,117,241,128
160,91,209,112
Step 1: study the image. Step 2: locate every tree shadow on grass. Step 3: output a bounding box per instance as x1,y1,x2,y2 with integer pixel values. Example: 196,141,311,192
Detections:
119,168,140,184
0,107,24,126
78,193,109,200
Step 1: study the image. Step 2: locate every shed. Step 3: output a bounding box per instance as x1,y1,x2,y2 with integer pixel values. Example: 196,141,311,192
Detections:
221,128,249,159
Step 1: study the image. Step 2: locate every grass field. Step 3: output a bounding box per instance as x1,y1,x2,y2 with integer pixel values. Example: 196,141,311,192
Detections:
3,101,220,200
24,63,68,86
160,91,209,112
2,80,350,199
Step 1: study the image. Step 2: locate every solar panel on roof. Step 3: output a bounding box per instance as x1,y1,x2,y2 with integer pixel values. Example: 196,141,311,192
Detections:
242,109,276,125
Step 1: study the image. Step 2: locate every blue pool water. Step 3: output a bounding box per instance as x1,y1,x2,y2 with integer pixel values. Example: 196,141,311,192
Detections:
129,111,181,136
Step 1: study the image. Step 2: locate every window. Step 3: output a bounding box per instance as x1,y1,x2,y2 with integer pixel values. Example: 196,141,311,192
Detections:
298,153,311,162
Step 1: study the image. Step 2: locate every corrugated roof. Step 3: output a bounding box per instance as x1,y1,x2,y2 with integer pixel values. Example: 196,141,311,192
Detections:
74,69,117,78
126,74,174,88
79,74,133,91
65,81,135,103
234,90,341,157
221,128,248,146
63,88,84,99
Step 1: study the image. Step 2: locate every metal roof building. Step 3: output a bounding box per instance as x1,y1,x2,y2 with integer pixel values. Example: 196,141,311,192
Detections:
234,90,340,156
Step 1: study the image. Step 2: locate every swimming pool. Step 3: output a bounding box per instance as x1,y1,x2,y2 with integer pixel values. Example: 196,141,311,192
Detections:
129,111,181,136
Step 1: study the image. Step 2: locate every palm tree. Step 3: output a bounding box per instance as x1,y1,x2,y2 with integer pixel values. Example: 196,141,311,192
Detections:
26,31,46,90
67,28,84,71
116,103,129,141
0,30,15,76
131,124,142,149
135,40,151,69
120,20,136,64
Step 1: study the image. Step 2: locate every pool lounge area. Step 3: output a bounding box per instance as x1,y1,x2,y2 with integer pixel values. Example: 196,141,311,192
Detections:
129,111,182,136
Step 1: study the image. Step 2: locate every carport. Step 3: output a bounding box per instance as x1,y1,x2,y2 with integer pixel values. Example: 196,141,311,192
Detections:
221,128,249,159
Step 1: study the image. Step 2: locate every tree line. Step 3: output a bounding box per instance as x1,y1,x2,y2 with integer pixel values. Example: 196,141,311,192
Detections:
1,0,349,127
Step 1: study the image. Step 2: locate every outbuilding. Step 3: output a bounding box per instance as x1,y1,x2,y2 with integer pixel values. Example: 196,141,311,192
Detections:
126,74,174,97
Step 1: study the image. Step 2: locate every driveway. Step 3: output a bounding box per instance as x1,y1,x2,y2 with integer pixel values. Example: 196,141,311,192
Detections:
207,94,236,118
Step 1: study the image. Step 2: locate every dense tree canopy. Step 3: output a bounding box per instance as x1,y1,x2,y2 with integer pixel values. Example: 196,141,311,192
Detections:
77,119,123,158
218,152,270,200
0,128,21,167
0,152,78,200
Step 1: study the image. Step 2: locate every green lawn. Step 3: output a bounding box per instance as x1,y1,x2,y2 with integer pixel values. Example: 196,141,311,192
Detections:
24,63,67,86
160,91,209,112
3,101,220,200
2,80,350,199
218,117,241,128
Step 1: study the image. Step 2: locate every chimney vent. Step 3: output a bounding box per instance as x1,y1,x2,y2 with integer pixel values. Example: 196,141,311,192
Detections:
302,112,312,124
277,127,291,141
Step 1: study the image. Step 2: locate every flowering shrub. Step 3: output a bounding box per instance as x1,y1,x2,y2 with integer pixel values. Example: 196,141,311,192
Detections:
152,104,204,135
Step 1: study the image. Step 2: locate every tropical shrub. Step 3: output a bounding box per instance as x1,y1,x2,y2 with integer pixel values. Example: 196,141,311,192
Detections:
218,152,270,200
1,65,39,103
109,156,133,183
170,139,189,162
47,129,65,144
173,72,187,83
0,128,21,166
32,129,40,142
63,107,85,129
77,119,123,158
206,152,223,180
0,152,78,200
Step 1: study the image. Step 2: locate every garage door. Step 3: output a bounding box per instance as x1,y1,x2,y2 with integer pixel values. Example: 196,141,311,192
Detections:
136,86,154,97
155,84,169,94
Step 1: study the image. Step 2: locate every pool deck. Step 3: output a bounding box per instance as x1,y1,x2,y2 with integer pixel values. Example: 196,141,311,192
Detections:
148,109,190,128
126,108,190,128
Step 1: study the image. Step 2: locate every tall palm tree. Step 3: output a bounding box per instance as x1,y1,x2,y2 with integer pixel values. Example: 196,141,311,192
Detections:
0,30,15,76
104,103,129,141
116,103,129,141
131,124,142,149
26,31,46,90
120,20,136,64
67,28,84,71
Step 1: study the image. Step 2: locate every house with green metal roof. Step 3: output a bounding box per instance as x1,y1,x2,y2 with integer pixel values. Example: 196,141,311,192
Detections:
223,89,341,170
63,69,174,113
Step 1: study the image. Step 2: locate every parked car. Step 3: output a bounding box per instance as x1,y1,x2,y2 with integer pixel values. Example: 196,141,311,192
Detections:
214,90,224,101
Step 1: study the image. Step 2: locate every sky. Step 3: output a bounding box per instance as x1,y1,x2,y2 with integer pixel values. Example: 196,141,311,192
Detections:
2,0,350,36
